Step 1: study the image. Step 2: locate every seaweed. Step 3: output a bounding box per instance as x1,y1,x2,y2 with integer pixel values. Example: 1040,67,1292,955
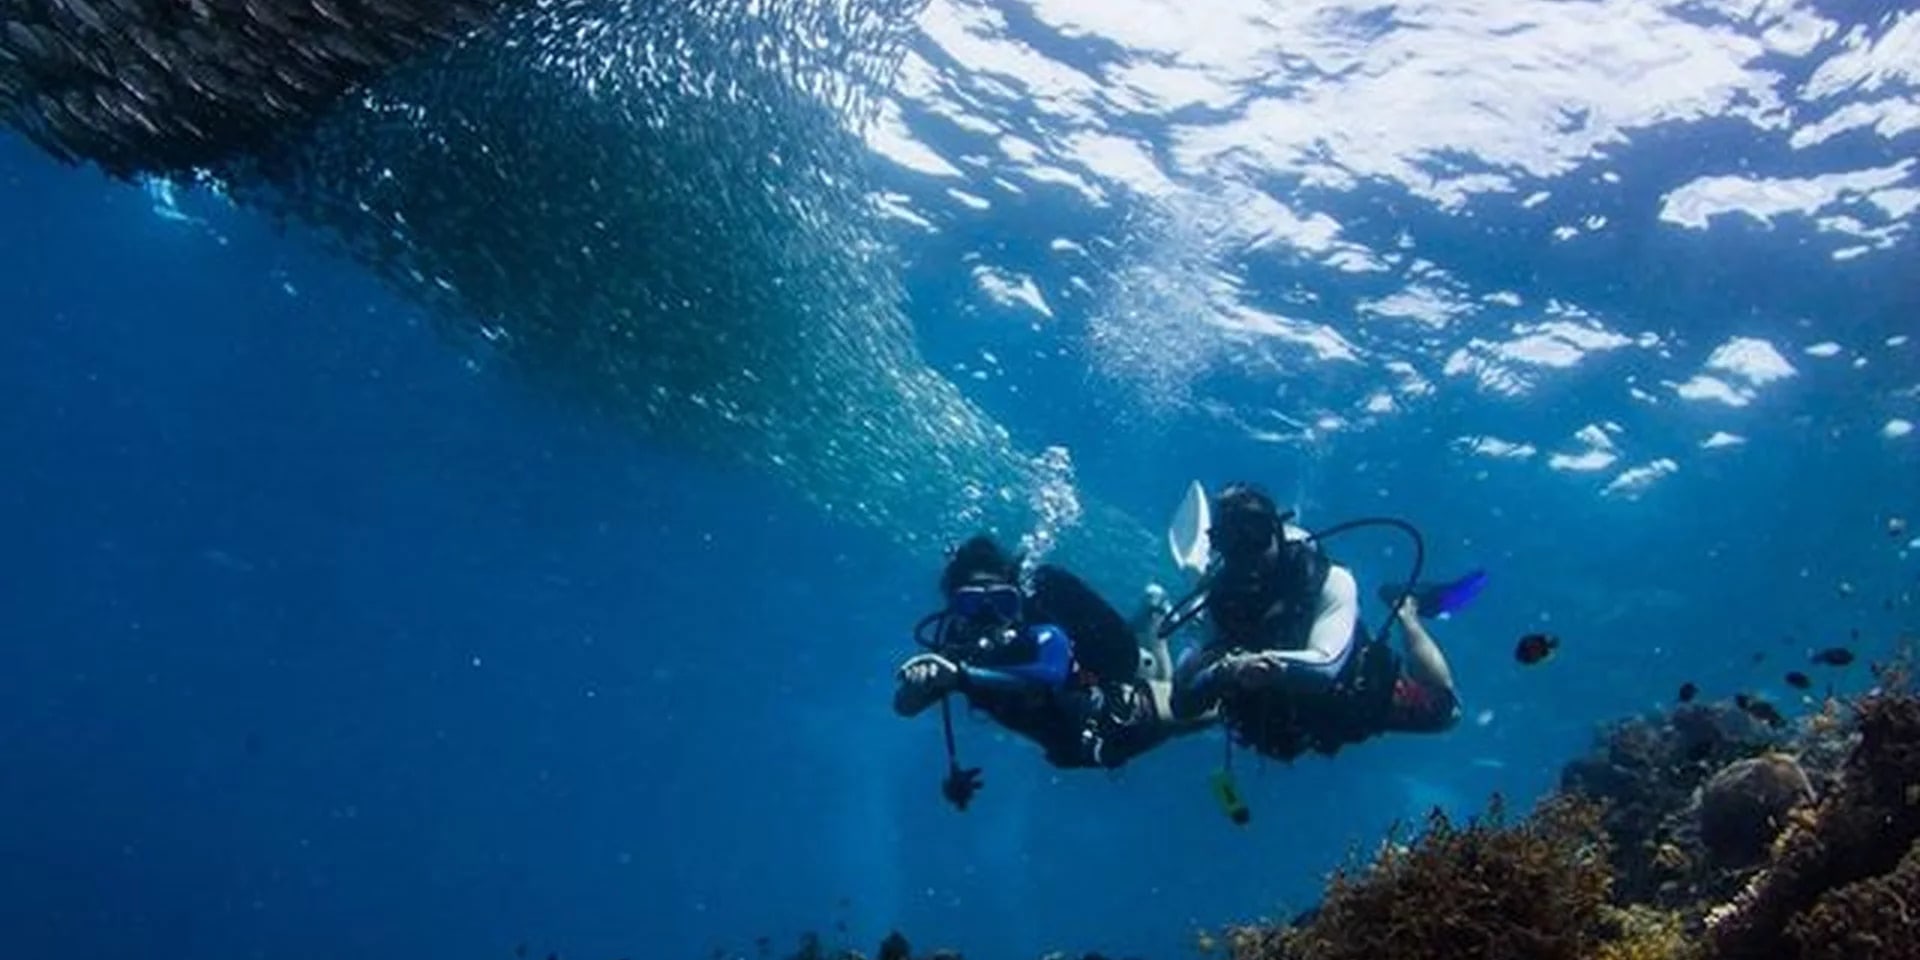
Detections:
1784,841,1920,960
1592,906,1695,960
1244,794,1615,960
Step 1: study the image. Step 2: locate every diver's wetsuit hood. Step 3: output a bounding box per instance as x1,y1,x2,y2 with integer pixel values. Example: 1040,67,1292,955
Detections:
1209,484,1287,564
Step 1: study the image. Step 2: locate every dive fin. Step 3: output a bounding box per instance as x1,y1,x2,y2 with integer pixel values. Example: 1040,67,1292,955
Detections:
1378,568,1488,618
1168,480,1211,579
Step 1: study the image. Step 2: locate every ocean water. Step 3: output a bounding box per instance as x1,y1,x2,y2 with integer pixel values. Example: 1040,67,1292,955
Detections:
1,2,1916,960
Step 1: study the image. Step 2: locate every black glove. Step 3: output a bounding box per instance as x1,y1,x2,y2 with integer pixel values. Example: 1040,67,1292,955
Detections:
942,765,984,810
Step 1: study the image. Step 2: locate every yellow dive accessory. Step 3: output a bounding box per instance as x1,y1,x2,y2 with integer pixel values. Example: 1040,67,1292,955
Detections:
1210,768,1250,825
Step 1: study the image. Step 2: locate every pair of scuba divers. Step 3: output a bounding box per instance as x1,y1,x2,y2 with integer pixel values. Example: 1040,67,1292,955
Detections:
893,481,1484,817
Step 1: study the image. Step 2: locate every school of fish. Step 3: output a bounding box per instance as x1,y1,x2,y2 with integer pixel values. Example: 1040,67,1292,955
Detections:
0,0,518,177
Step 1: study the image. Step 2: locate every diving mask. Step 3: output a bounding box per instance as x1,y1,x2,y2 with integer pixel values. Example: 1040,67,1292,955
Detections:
914,582,1023,654
1210,507,1288,562
950,583,1022,623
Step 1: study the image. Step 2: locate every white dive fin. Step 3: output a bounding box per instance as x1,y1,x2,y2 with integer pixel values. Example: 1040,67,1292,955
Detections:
1167,480,1212,579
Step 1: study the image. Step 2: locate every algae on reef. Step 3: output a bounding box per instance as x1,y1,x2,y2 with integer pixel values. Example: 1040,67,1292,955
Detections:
1205,682,1919,960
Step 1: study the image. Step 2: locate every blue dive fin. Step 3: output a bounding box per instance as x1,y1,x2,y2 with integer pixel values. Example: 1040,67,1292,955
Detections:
1378,568,1488,617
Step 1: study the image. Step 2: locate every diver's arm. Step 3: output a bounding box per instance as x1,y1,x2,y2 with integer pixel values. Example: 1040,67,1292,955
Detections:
957,624,1072,693
1254,565,1360,685
1170,644,1233,720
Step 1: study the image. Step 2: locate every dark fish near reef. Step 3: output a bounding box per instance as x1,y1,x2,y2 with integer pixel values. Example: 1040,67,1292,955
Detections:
1514,633,1558,665
1735,693,1786,728
1376,568,1489,617
1678,682,1698,703
1784,671,1811,690
0,0,521,177
1811,647,1856,667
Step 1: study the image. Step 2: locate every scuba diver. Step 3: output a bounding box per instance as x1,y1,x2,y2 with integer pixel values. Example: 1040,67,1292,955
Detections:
1163,482,1471,764
894,534,1213,809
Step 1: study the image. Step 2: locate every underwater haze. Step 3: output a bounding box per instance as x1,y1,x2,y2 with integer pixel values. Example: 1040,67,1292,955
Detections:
2,1,1917,959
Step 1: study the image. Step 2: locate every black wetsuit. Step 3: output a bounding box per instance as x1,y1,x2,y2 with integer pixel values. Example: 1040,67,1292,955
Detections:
954,565,1160,769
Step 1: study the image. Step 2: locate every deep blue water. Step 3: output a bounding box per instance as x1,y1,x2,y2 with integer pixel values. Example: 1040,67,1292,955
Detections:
3,4,1918,960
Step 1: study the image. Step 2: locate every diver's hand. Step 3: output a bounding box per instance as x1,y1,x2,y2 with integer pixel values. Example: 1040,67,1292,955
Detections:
893,653,963,717
1141,582,1170,614
1394,596,1421,626
898,653,962,694
1222,651,1287,690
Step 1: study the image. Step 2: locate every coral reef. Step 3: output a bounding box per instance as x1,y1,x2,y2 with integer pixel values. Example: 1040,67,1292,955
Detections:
1207,688,1918,960
759,930,961,960
1559,700,1785,911
736,929,1125,960
1700,691,1920,960
1698,753,1814,866
1591,905,1691,960
1781,842,1920,960
719,674,1919,960
1226,794,1615,960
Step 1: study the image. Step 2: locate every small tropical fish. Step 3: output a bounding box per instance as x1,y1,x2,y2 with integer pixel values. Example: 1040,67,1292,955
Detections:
1750,651,1767,664
1514,633,1558,665
1735,693,1786,728
1784,671,1811,690
1678,682,1698,703
1811,647,1856,667
1377,568,1489,618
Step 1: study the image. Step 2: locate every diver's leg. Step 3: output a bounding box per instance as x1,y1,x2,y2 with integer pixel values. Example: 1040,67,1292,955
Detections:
1169,644,1233,720
1090,681,1208,766
1129,583,1174,682
1395,599,1457,697
1145,679,1218,732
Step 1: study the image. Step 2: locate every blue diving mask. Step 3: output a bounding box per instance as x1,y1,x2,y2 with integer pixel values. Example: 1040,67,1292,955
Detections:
914,581,1023,654
950,583,1022,623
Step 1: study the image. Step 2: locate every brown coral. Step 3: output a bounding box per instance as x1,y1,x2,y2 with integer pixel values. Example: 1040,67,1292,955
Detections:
1785,841,1920,960
1254,794,1614,960
1560,701,1780,908
1702,693,1920,960
1698,753,1815,866
1592,906,1694,960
